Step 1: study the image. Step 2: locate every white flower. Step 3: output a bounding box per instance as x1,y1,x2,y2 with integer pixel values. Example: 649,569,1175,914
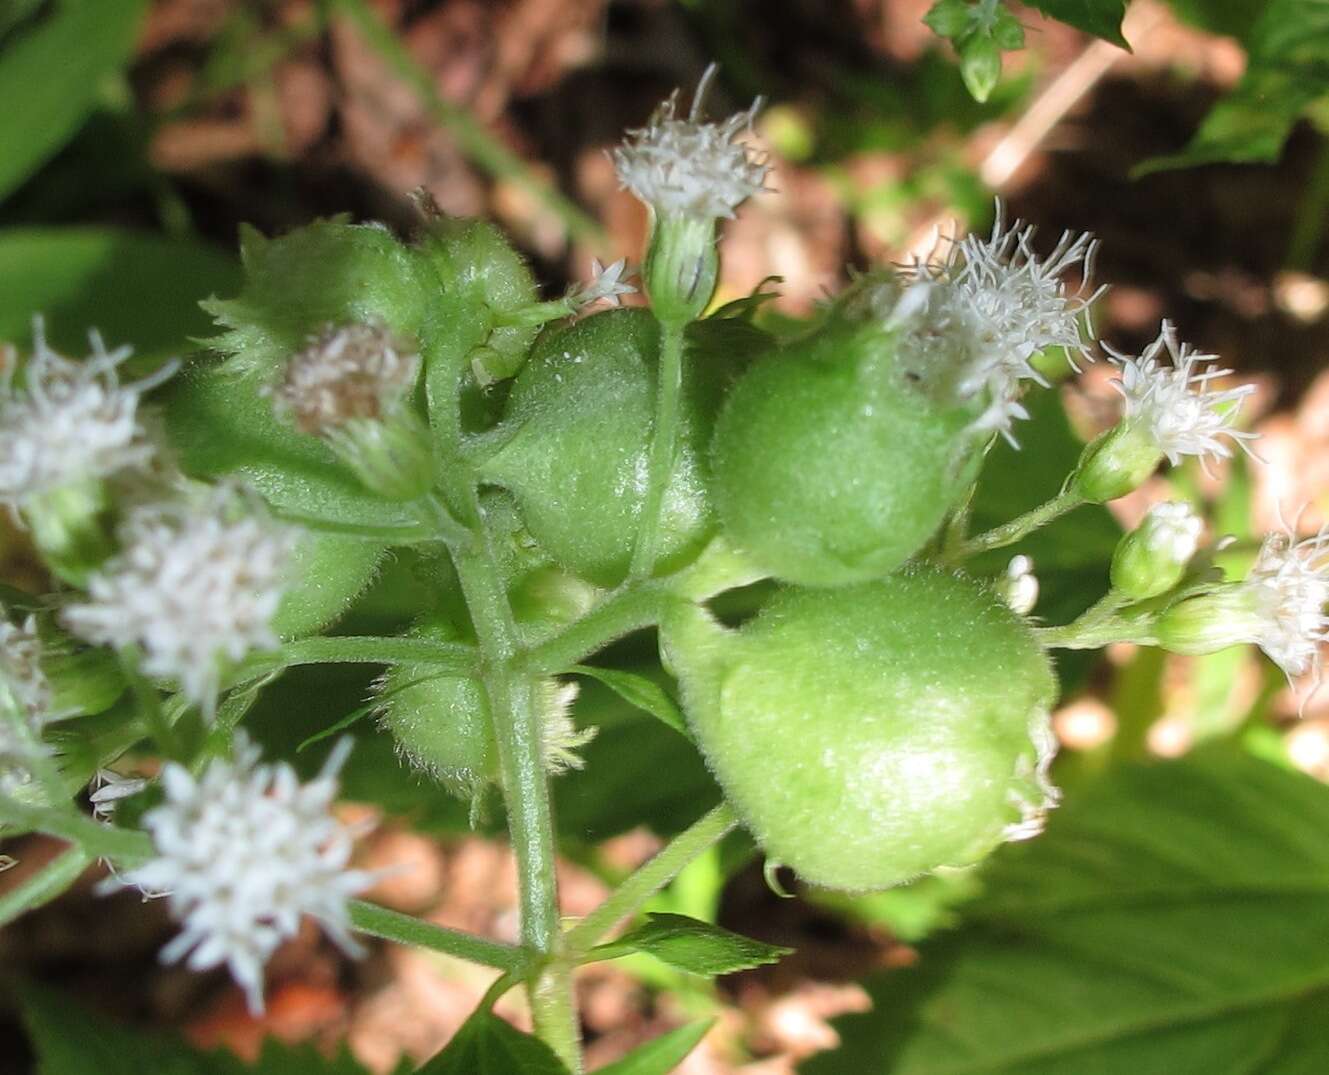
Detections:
893,205,1100,444
1243,526,1329,681
1140,501,1203,564
540,680,595,775
612,64,770,221
63,487,295,711
0,320,173,509
1107,321,1258,468
275,321,420,435
113,734,375,1014
0,616,53,793
89,769,151,823
571,258,638,309
999,555,1039,615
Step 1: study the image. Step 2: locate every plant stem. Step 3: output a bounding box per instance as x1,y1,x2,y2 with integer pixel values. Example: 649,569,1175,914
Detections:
331,0,603,245
951,487,1085,560
521,582,669,675
349,900,528,972
565,801,737,959
118,647,184,761
1035,591,1156,650
0,801,152,864
0,844,91,928
629,319,687,581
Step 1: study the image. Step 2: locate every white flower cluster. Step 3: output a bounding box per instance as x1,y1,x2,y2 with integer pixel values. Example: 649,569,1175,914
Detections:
894,210,1099,443
1244,526,1329,681
612,65,770,221
115,734,375,1014
63,487,295,710
1139,501,1204,565
0,321,172,509
1108,321,1258,469
276,321,420,436
0,616,53,794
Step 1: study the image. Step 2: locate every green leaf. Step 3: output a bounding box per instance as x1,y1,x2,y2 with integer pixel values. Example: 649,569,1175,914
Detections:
923,0,972,39
593,1021,715,1075
21,984,376,1074
960,34,1003,103
1024,0,1129,48
1138,0,1329,172
805,749,1329,1074
0,0,147,202
0,228,240,362
568,665,689,737
598,912,791,977
414,1008,570,1074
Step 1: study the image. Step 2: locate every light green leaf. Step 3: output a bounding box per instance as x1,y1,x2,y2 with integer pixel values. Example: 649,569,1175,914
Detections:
0,228,240,361
805,749,1329,1074
593,1021,715,1075
0,0,147,202
1025,0,1129,47
1138,0,1329,172
414,1008,570,1074
21,984,379,1074
598,912,791,977
568,665,689,737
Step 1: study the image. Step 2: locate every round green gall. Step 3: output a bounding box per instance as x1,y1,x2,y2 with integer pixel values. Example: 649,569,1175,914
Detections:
661,565,1059,891
710,293,985,588
478,308,756,586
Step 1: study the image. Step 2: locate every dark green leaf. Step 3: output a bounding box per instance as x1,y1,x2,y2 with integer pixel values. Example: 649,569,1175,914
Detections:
593,1021,715,1075
805,749,1329,1074
1025,0,1129,47
414,1008,570,1074
0,0,147,202
0,228,240,362
21,984,375,1074
600,912,791,976
568,665,689,737
1138,0,1329,172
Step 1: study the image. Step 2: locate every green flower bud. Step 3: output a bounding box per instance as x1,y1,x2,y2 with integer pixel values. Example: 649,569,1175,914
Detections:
642,214,720,326
1110,501,1202,600
662,565,1059,891
960,34,1002,103
1069,421,1163,504
41,644,125,717
479,308,761,586
1155,586,1257,657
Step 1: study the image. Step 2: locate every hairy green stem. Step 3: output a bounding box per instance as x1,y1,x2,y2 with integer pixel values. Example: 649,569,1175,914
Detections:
952,487,1085,559
0,801,152,864
522,582,669,675
629,319,687,580
1036,592,1156,650
349,900,529,972
565,802,738,959
118,647,184,762
0,844,92,928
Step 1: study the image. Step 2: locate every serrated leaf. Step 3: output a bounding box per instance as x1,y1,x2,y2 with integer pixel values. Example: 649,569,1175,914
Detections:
0,0,147,202
593,1020,715,1075
1137,0,1329,172
1025,0,1129,47
569,665,689,737
804,749,1329,1074
600,912,791,977
414,1008,570,1074
21,984,375,1075
0,228,240,362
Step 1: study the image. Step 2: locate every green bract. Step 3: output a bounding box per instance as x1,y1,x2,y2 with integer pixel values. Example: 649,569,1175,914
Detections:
662,565,1058,891
478,309,758,587
711,297,984,587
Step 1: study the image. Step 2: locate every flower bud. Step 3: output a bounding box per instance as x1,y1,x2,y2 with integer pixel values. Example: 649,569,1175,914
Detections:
1069,421,1163,503
998,555,1039,614
1155,586,1257,656
642,214,720,326
1110,501,1202,600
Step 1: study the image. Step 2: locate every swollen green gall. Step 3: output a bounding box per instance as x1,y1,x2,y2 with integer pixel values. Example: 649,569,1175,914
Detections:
662,565,1059,891
480,309,748,586
1111,501,1202,600
274,321,432,501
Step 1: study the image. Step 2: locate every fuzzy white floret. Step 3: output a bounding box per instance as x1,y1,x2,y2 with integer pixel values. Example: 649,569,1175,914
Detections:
612,65,770,220
1108,321,1258,468
0,320,172,507
63,487,295,710
113,734,374,1013
1140,501,1203,564
1244,525,1329,681
276,321,419,434
572,258,638,308
1000,555,1039,615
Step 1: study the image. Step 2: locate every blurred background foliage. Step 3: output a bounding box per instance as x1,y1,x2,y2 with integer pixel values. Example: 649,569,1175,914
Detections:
4,1,1329,1072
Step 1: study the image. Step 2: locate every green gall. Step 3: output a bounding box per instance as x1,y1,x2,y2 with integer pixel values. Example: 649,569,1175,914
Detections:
662,565,1059,891
711,296,984,587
